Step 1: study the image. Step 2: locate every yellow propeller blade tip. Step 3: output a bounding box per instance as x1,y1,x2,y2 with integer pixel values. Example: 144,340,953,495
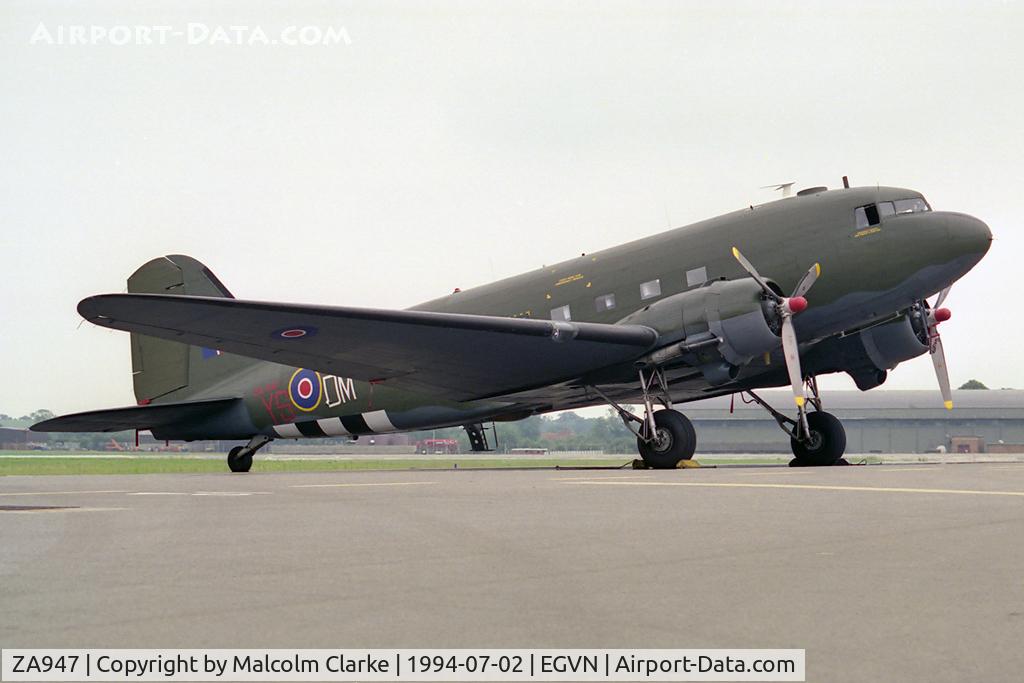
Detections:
814,263,821,276
794,396,805,407
944,400,954,410
731,246,740,259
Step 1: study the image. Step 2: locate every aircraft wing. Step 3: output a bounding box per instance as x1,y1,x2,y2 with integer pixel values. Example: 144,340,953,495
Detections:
77,294,659,401
30,397,242,432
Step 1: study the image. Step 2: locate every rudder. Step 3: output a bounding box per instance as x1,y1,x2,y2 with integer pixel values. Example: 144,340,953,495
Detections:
127,255,250,404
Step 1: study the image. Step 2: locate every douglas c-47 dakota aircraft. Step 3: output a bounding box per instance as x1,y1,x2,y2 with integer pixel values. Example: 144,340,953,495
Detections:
34,183,992,470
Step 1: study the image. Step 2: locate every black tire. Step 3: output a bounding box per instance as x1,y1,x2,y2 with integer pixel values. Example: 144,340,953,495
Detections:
790,411,847,466
227,446,253,473
637,410,697,469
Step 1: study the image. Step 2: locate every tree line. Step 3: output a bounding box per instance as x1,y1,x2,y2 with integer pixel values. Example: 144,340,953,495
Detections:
1,408,638,453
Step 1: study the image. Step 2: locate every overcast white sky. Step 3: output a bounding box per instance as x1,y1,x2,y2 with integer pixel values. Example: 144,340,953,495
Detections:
1,1,1021,417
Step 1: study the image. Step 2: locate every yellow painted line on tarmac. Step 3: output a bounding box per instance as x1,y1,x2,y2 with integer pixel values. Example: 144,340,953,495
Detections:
127,491,272,496
737,466,936,477
1,507,128,514
0,491,129,497
128,492,189,496
561,480,1024,498
548,475,653,481
838,466,937,473
191,491,272,496
735,470,816,476
867,466,936,472
291,482,438,489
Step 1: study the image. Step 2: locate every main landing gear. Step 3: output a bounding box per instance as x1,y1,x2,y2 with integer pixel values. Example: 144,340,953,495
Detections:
227,435,272,473
636,409,697,469
595,370,846,468
744,377,847,466
592,367,697,469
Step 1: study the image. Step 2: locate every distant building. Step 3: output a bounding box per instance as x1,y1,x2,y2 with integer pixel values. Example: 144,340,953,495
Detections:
0,427,31,449
685,390,1024,454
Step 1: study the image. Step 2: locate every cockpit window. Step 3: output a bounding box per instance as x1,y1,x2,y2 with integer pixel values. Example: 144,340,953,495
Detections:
893,197,930,214
856,197,929,228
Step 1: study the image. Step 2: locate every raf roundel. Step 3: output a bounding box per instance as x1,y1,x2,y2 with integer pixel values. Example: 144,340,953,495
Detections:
272,325,319,340
288,368,323,412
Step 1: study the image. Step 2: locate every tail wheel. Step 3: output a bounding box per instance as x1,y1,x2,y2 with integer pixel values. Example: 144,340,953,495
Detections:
790,411,846,466
227,446,253,473
637,410,697,469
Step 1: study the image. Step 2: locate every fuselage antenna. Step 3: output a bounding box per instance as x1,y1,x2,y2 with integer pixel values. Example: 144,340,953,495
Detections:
761,182,795,198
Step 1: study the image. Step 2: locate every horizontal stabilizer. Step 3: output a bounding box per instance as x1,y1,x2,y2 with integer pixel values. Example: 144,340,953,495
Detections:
31,397,242,433
76,294,659,401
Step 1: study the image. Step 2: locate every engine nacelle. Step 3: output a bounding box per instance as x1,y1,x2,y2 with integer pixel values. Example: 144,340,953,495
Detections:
858,309,930,371
802,308,930,390
619,278,782,382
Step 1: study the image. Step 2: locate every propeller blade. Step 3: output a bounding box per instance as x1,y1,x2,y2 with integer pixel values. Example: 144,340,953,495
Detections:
931,333,953,410
780,315,806,407
791,262,821,299
926,287,953,409
731,246,782,302
730,246,816,409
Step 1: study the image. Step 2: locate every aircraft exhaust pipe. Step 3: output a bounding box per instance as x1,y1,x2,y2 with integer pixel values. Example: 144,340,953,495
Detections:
635,332,721,368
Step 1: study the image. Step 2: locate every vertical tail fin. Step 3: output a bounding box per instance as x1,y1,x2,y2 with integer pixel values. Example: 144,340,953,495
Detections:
127,255,255,403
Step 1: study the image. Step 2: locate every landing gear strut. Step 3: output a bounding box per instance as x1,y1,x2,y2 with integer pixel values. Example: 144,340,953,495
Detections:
744,377,847,466
227,435,272,473
591,367,696,469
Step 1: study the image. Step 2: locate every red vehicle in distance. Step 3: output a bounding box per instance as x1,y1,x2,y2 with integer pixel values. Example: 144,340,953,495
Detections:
415,438,459,455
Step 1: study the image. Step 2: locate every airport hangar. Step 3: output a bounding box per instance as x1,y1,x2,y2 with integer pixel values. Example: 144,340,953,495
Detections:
317,389,1024,456
683,389,1024,454
203,389,1024,456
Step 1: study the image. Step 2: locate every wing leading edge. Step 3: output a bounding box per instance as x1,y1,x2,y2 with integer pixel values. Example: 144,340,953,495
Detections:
77,294,659,401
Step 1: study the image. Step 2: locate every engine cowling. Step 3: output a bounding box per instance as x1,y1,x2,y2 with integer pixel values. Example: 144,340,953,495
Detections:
619,277,784,383
858,307,930,371
802,307,930,390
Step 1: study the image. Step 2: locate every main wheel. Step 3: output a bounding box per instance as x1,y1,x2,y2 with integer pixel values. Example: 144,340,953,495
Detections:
227,446,253,473
637,409,697,469
790,411,847,466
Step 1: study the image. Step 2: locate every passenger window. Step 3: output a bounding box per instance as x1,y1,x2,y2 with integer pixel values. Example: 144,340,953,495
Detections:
855,204,880,229
686,266,708,287
594,293,616,312
640,279,662,300
550,304,571,322
878,201,895,219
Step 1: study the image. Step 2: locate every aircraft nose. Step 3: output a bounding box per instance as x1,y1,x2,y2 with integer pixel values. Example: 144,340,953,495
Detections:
946,213,992,257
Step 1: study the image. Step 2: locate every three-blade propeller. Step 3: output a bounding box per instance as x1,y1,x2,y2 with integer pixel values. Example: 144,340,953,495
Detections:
926,287,954,410
733,247,957,411
732,247,820,408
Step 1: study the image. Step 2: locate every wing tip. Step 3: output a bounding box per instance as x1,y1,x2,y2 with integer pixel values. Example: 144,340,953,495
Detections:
78,294,128,325
77,295,103,321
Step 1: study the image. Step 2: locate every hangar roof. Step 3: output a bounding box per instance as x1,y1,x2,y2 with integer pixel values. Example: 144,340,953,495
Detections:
684,390,1024,420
